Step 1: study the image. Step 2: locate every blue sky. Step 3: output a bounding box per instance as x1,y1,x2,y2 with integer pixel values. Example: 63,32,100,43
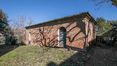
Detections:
0,0,117,25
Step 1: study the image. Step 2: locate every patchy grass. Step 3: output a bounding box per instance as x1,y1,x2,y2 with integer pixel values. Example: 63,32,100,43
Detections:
1,45,117,66
0,46,76,66
85,46,117,66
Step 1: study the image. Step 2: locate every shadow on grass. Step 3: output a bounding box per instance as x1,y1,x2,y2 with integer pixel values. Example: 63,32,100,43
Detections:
47,49,89,66
0,44,19,57
46,31,117,66
46,44,94,66
47,39,117,66
47,45,117,66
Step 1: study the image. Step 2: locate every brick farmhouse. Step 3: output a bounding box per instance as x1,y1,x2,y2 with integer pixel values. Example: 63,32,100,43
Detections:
25,12,96,49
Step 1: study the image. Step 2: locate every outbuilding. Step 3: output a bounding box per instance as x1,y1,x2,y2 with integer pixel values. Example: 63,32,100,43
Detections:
25,12,96,49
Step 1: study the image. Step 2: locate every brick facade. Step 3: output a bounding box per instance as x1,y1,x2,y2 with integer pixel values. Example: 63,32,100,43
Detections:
25,12,96,49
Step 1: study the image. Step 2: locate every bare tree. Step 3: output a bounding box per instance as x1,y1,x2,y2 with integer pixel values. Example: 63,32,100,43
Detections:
10,16,26,44
27,17,32,26
10,16,34,44
93,0,117,7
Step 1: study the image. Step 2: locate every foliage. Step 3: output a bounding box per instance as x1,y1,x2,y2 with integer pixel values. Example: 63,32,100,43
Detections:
0,9,16,45
96,17,112,34
107,20,117,24
112,0,117,6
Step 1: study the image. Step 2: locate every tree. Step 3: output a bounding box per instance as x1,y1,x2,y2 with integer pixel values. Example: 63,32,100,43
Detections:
96,17,112,33
107,20,117,25
10,16,26,44
94,0,117,7
0,9,16,45
112,0,117,7
28,17,32,26
10,16,33,44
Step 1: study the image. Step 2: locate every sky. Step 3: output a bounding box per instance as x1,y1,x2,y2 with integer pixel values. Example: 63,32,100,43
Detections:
0,0,117,25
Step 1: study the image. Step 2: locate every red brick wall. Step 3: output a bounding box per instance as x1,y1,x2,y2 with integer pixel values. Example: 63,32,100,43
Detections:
26,16,95,49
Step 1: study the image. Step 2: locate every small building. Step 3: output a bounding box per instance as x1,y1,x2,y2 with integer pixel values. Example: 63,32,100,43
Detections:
25,12,96,49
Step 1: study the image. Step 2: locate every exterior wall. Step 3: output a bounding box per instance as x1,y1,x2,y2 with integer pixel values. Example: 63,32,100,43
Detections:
26,16,95,49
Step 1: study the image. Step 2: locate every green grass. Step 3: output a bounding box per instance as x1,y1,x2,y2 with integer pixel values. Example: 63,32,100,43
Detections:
0,46,76,66
1,45,116,66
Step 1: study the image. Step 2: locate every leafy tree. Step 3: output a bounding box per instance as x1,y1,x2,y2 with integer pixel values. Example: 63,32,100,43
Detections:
112,0,117,7
96,17,112,33
107,20,117,24
0,9,16,45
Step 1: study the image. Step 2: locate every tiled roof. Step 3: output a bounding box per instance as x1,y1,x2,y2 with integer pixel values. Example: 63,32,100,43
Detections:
26,12,95,29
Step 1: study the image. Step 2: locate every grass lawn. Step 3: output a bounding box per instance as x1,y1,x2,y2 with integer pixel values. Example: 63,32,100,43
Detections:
0,45,117,66
0,46,76,66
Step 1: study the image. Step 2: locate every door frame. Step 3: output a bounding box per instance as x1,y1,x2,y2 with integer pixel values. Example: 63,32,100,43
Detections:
58,27,66,47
